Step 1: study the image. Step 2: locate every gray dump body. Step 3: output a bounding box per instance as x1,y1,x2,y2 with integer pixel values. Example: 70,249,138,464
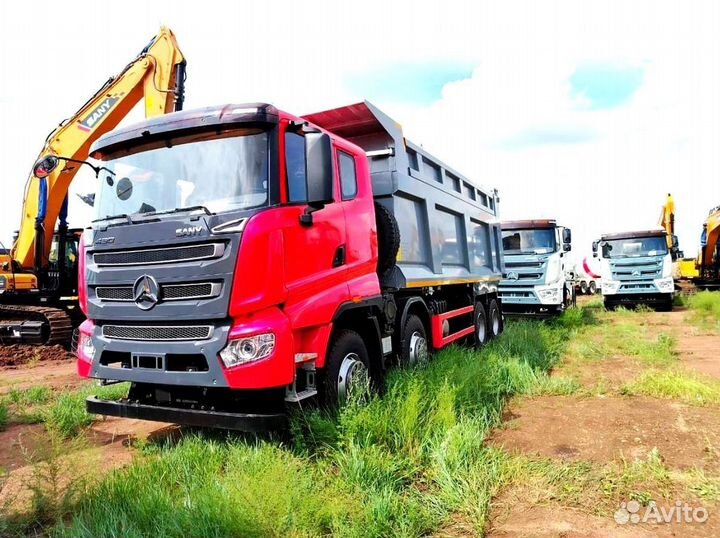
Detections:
304,102,503,290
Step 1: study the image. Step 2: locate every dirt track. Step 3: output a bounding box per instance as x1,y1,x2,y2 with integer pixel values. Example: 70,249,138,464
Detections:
488,308,720,537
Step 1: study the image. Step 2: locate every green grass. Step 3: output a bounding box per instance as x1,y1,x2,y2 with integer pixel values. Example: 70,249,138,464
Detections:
0,400,8,432
16,312,591,538
687,291,720,332
568,314,676,367
622,369,720,405
1,383,129,438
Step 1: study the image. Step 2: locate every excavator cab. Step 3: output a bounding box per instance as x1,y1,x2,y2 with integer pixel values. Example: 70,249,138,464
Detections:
46,229,82,296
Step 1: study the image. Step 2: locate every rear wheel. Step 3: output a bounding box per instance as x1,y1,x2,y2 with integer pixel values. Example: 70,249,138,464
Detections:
588,281,597,294
474,303,488,347
399,314,429,367
323,330,371,406
487,299,502,339
579,281,588,295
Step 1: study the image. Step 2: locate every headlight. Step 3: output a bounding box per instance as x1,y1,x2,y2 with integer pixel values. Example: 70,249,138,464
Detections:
220,333,275,368
78,332,95,363
655,277,675,292
602,280,621,294
537,287,560,302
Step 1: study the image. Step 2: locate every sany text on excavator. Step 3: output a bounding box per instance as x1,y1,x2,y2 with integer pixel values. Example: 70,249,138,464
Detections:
0,27,186,345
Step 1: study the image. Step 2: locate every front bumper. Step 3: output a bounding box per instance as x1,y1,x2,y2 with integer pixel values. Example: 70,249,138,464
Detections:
499,282,563,307
86,396,287,432
80,307,295,390
601,277,674,296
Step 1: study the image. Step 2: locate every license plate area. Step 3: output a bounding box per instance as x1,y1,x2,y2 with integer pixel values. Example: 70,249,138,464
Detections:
131,353,165,370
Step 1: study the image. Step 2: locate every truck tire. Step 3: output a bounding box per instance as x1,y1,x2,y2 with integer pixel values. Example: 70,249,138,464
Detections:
657,295,673,312
588,281,597,294
603,299,616,311
374,202,400,275
474,302,488,347
579,281,588,295
399,314,429,366
323,330,371,406
487,299,502,339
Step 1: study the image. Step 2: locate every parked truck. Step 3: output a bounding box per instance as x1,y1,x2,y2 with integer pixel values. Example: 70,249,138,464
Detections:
574,256,602,295
68,101,504,430
498,220,574,315
594,229,675,311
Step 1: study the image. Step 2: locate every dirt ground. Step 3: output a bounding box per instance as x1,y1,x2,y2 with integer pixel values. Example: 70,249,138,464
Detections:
0,343,175,516
487,308,720,538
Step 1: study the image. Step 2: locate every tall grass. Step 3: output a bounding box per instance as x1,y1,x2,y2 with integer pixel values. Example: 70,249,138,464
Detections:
622,369,720,406
38,310,593,538
687,291,720,332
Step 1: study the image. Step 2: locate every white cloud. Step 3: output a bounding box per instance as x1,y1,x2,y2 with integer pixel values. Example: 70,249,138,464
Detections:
0,0,718,264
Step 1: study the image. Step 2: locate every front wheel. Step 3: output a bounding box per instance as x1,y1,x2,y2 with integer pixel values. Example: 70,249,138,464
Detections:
323,330,371,406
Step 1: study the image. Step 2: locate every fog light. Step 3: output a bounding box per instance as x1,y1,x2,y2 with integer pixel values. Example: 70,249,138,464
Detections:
220,333,275,368
79,332,95,363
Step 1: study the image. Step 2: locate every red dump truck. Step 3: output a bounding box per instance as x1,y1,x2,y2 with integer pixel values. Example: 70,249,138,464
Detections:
75,101,504,430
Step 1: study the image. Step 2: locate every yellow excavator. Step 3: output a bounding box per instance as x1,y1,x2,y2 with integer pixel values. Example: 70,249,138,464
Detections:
697,205,720,290
659,193,699,281
0,27,186,344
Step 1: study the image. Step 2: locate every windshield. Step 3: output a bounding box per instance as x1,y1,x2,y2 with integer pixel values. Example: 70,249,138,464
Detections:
602,236,668,258
93,129,269,220
502,228,556,254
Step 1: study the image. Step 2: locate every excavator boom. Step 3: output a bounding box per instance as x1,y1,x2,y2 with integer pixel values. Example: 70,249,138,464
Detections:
12,27,185,272
0,27,186,345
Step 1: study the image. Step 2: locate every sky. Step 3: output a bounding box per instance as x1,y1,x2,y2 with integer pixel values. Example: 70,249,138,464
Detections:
1,0,719,265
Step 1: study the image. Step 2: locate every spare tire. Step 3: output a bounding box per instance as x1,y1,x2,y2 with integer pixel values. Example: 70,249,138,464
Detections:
374,201,400,275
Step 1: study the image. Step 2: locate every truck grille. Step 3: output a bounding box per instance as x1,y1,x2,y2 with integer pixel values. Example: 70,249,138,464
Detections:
96,282,220,302
102,324,213,341
93,243,224,266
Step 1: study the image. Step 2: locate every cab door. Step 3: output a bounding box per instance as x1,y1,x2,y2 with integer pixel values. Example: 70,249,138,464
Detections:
281,127,349,317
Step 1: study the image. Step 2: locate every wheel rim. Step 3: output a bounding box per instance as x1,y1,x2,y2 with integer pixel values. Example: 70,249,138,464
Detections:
408,331,428,365
337,353,369,403
476,313,487,343
491,308,500,336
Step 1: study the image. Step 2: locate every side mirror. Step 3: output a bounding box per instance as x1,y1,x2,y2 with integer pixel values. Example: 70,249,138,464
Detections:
592,241,599,257
563,243,571,252
33,156,60,178
305,132,333,207
562,228,572,244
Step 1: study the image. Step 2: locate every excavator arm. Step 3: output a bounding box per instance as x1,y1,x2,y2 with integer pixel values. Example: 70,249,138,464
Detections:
11,27,186,277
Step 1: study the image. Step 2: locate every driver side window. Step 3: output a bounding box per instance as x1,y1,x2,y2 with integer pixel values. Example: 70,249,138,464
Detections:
285,132,307,203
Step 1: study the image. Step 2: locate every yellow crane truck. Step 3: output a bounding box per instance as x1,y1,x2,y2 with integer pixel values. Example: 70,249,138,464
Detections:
0,27,186,344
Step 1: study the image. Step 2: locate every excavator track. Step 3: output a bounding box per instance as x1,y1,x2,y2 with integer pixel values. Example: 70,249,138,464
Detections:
0,304,73,345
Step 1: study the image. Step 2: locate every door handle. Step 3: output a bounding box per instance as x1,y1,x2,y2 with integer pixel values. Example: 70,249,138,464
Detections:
332,245,346,268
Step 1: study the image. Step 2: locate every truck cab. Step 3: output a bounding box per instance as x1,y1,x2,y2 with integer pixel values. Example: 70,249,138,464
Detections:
594,229,674,311
498,220,574,315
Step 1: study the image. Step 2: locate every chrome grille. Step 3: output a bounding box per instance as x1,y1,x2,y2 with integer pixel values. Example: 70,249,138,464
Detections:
96,282,220,302
102,324,213,341
94,243,224,266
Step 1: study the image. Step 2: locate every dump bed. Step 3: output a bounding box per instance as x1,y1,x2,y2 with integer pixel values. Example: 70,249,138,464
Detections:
304,102,503,289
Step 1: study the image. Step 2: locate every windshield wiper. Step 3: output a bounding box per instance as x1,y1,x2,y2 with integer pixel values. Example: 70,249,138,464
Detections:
143,205,214,218
93,213,133,224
